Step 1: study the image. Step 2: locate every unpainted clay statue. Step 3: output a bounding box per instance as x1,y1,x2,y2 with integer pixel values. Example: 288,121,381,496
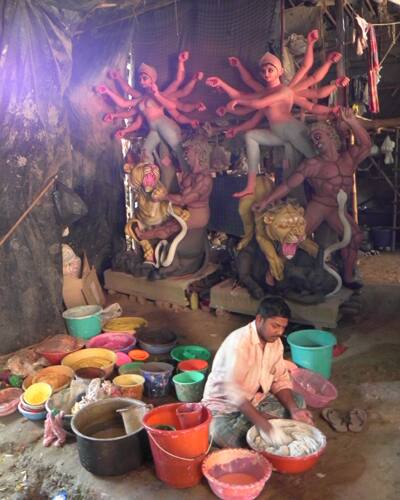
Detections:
206,29,350,198
124,161,190,264
96,52,205,178
254,107,371,288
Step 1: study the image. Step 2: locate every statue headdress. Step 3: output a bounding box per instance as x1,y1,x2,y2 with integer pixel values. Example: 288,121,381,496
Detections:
138,63,158,82
258,52,283,74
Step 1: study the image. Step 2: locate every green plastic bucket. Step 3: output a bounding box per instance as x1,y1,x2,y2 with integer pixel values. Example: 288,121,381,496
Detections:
172,371,205,402
170,345,211,363
287,329,337,378
62,305,102,340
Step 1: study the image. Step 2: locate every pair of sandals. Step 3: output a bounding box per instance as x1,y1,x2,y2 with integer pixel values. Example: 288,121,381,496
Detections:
321,408,367,433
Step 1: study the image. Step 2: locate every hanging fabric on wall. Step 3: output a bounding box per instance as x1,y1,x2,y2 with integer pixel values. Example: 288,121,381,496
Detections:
354,15,380,114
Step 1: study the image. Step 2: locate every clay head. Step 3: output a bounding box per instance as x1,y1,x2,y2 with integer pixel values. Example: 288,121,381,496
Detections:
258,52,283,76
138,63,157,87
310,121,341,154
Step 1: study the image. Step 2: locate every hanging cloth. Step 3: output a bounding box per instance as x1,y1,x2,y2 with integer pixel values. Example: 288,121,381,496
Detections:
367,24,380,114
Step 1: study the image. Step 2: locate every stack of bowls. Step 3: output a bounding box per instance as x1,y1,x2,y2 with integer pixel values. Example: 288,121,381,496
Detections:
18,382,52,420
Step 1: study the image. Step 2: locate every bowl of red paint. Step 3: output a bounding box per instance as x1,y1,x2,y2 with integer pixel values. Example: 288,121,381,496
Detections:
202,448,272,499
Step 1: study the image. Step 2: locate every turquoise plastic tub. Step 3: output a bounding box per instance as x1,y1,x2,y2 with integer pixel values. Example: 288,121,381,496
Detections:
173,371,205,403
287,329,337,379
62,305,102,340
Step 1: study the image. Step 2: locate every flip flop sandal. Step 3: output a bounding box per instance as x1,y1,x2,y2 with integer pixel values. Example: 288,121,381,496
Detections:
321,408,348,432
348,409,367,432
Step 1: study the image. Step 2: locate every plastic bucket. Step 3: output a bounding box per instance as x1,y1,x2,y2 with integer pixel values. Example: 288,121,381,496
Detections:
140,362,174,398
176,403,204,429
287,329,337,378
173,371,205,402
71,397,146,476
119,361,145,375
177,359,209,376
142,402,212,488
62,305,102,340
113,374,145,400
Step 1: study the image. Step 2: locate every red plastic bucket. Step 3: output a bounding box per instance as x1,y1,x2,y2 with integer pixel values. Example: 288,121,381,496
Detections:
142,402,212,488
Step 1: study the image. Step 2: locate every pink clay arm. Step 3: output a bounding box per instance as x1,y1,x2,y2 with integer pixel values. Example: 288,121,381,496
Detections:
229,57,264,92
168,108,197,126
169,73,203,99
152,88,178,111
109,70,142,98
97,85,138,109
297,83,338,100
229,111,264,136
116,114,144,138
294,96,336,116
229,87,289,111
163,51,189,94
291,53,341,92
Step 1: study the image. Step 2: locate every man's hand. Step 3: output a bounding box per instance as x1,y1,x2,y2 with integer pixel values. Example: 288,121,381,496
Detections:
307,29,319,44
335,76,350,88
290,408,314,425
206,76,222,88
327,51,342,63
228,56,241,67
179,51,189,62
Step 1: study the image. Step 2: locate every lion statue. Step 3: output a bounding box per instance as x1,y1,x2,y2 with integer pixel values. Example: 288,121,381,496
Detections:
124,161,189,264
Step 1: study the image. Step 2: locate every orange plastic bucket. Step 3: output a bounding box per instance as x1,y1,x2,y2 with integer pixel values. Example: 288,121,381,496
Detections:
142,402,212,488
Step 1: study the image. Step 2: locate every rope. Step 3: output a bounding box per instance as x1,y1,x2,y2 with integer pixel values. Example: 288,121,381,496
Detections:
0,174,57,248
148,431,213,462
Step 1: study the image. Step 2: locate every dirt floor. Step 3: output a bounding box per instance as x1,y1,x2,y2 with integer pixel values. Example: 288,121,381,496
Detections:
1,254,400,499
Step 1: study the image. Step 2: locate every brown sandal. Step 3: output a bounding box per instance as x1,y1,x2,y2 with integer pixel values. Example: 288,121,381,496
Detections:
321,408,348,432
348,409,367,432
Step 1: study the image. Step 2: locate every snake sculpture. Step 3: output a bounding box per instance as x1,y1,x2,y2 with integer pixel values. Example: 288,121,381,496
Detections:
154,203,188,269
324,189,352,297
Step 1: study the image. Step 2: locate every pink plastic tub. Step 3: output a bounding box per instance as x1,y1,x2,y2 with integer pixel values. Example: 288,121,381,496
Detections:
86,333,136,354
202,449,272,499
291,367,338,408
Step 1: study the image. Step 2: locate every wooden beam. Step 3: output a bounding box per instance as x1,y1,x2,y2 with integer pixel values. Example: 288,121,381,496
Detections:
335,0,347,105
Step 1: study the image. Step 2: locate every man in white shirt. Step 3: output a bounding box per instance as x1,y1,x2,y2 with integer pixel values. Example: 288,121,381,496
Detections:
202,296,313,448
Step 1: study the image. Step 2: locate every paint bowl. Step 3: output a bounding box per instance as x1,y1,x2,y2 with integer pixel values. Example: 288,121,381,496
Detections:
103,316,148,335
18,402,47,421
30,366,75,393
136,329,177,355
170,345,212,363
35,335,85,365
140,362,174,398
202,448,272,499
74,367,106,386
129,349,150,362
62,305,103,340
0,388,23,417
113,374,145,400
118,362,145,376
173,371,205,402
62,348,117,378
177,359,209,376
290,368,338,408
115,352,132,367
23,382,53,406
246,420,327,474
86,333,136,354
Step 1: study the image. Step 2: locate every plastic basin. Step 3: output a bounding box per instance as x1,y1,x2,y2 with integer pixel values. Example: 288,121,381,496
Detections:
202,448,272,499
287,329,336,378
62,305,103,340
291,368,338,408
35,335,85,364
113,374,145,400
62,348,117,377
118,362,145,375
86,333,136,354
170,345,212,363
178,359,209,375
246,420,326,474
103,316,148,334
136,329,177,355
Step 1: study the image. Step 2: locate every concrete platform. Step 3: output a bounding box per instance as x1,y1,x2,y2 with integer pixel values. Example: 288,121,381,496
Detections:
104,265,219,307
209,278,353,329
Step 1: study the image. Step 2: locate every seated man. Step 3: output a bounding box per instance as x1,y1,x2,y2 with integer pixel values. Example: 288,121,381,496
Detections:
202,296,313,448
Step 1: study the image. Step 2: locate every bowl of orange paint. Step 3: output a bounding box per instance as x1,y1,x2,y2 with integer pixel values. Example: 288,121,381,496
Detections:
128,349,150,362
202,448,272,499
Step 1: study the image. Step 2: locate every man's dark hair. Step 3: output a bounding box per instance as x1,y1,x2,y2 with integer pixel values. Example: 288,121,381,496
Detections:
256,295,291,320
